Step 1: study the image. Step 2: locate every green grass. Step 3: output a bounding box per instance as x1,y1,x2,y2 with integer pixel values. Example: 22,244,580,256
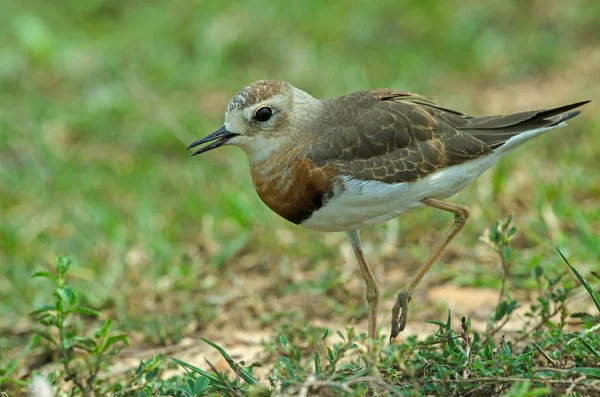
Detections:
4,249,599,395
1,0,599,395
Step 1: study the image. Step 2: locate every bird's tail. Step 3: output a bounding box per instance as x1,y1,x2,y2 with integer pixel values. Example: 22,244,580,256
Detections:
462,100,590,150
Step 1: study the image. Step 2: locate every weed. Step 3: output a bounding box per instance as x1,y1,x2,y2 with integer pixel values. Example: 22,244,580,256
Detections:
163,231,600,396
29,256,129,395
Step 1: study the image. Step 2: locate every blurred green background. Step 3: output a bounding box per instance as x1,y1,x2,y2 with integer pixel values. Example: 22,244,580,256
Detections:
1,0,599,351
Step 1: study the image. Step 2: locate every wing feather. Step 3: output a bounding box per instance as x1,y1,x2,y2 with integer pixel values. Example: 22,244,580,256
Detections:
305,91,588,183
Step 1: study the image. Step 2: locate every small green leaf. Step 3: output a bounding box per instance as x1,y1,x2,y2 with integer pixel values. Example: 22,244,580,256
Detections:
279,335,289,351
186,378,195,391
484,342,492,358
194,376,210,393
54,287,72,307
534,265,544,278
31,270,55,280
68,287,78,306
327,346,335,361
580,337,600,359
570,312,600,324
537,297,550,315
36,313,56,326
314,352,321,375
61,337,72,350
56,255,71,277
495,301,507,321
423,320,447,328
30,304,55,315
72,336,97,352
472,360,485,371
515,351,535,363
102,334,129,352
445,310,452,332
569,367,600,378
71,307,100,317
502,246,513,260
96,318,113,340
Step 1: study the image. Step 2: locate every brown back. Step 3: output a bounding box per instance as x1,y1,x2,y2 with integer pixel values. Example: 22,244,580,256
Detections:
305,90,587,184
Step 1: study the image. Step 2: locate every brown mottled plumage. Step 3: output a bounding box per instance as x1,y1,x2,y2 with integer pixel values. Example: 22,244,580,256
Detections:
306,89,587,184
188,80,589,340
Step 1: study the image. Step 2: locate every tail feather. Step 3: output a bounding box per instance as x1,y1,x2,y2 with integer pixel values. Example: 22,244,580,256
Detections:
461,100,590,149
524,101,589,125
545,109,582,126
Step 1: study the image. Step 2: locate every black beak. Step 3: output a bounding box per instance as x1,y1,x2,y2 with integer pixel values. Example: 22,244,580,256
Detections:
187,126,238,156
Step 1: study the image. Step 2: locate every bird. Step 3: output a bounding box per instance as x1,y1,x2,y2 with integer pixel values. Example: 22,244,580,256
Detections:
188,80,589,341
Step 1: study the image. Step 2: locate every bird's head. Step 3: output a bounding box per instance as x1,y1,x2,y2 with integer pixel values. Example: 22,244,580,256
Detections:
188,80,321,163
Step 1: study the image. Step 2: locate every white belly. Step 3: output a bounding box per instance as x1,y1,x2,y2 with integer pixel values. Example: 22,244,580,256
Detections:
301,124,562,232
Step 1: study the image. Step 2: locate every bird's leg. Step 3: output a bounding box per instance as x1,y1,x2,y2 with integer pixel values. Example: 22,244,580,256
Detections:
390,198,470,339
347,230,380,340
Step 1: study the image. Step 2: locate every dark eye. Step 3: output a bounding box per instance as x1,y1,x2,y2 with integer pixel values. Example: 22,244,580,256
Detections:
255,107,272,122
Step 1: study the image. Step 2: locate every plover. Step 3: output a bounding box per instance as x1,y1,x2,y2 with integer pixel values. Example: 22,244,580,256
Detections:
188,80,589,339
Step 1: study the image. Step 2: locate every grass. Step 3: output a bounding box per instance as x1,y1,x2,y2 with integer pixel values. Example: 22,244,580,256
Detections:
4,241,599,395
1,0,599,395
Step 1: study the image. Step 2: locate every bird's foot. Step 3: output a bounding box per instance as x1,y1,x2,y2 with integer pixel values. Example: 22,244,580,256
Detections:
390,289,412,340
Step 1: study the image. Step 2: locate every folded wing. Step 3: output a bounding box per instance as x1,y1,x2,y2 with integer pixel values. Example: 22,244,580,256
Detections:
305,90,588,184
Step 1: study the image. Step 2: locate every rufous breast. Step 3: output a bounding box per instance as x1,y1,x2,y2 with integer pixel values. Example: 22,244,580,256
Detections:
250,146,339,225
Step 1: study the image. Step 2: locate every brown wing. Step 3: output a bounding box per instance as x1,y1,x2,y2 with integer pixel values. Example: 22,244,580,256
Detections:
305,90,490,183
305,89,588,184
